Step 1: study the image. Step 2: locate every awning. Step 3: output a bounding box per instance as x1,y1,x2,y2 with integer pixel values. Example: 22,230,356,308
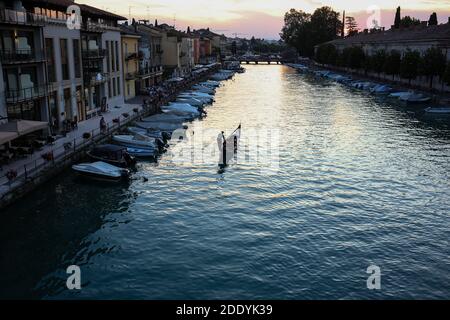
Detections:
0,120,48,137
0,131,18,145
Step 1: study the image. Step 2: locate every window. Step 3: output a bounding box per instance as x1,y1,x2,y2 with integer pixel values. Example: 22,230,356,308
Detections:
117,77,120,95
105,40,110,72
45,38,56,82
60,39,69,80
113,78,116,96
111,41,115,72
73,39,81,78
64,88,72,119
127,84,130,96
108,80,112,98
115,41,120,71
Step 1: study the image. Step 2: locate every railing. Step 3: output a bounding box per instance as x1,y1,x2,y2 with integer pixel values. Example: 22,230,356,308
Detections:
0,64,222,206
5,84,53,104
0,49,45,64
83,21,120,33
125,52,138,60
0,8,47,26
84,73,109,86
0,107,151,201
125,71,138,80
138,66,164,77
81,49,107,59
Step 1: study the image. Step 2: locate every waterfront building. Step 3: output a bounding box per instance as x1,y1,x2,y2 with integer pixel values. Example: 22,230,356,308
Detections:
193,28,227,61
157,24,192,77
318,21,450,91
120,25,140,101
40,1,83,128
180,35,195,74
132,22,163,92
0,0,51,126
78,4,126,119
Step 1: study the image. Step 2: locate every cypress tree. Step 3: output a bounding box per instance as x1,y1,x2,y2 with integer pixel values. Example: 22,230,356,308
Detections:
394,7,401,28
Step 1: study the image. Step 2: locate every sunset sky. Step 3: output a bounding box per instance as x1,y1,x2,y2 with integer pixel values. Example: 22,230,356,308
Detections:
78,0,450,39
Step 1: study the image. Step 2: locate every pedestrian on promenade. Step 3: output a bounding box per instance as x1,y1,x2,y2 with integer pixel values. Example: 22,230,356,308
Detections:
100,117,107,134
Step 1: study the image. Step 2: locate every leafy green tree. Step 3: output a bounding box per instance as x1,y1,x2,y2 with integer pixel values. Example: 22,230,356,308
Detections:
347,47,365,69
280,9,312,56
281,6,341,57
315,43,338,65
371,50,387,75
421,47,446,88
400,49,422,84
384,50,401,80
345,16,358,36
311,6,342,44
400,16,421,28
443,63,450,86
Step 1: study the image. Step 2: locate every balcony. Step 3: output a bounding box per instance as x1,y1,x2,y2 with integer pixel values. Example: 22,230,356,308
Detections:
82,49,107,60
84,73,109,86
83,21,120,33
0,9,47,26
137,66,164,78
0,49,45,65
5,84,53,104
125,52,138,61
125,71,138,80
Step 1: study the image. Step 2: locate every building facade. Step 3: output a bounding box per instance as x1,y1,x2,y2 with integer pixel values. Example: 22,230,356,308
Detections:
120,25,140,101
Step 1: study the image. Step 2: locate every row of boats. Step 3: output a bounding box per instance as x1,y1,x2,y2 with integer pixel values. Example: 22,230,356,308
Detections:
72,69,238,182
287,63,450,114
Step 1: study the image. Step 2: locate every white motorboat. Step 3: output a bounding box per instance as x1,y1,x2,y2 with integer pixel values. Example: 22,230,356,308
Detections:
113,134,157,148
193,87,215,94
371,84,392,94
136,121,187,132
72,161,130,182
389,91,412,99
176,97,204,107
399,93,431,103
126,127,166,140
162,103,201,116
424,107,450,114
141,113,190,123
126,147,158,158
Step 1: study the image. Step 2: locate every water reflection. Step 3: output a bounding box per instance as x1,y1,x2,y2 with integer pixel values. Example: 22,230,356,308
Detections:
0,173,134,299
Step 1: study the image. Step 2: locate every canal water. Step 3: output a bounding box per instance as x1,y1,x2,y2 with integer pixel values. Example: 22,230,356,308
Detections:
1,65,449,299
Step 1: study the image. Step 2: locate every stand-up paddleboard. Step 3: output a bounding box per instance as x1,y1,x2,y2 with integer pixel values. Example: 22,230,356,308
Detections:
218,124,241,168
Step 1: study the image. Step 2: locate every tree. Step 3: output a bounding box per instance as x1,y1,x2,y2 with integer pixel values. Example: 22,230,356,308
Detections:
281,6,341,57
394,7,401,29
280,9,313,56
400,16,421,28
384,50,401,80
400,49,422,84
310,6,342,45
428,12,438,26
443,63,450,86
421,47,446,88
345,16,358,36
371,50,387,75
315,43,338,65
347,47,365,69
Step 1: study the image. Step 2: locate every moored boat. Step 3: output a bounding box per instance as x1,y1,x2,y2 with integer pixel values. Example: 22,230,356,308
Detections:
424,106,450,114
87,144,136,167
113,134,157,149
72,161,130,182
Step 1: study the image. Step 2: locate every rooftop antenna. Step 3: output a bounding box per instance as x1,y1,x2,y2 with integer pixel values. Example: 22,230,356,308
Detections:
173,14,176,28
